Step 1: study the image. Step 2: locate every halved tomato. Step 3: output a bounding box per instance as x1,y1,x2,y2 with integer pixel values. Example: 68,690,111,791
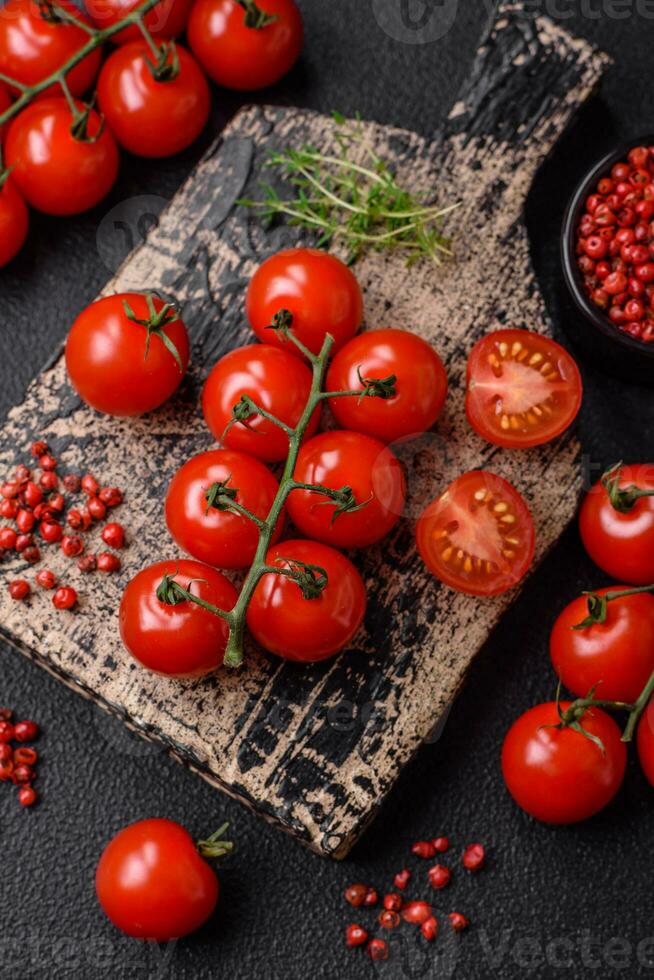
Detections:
416,470,535,596
466,330,582,449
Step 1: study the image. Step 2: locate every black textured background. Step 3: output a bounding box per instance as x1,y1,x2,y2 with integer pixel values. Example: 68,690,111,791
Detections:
1,2,654,979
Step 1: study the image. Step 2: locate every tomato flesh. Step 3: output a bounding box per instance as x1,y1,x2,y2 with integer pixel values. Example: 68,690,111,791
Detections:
416,471,535,596
466,329,582,448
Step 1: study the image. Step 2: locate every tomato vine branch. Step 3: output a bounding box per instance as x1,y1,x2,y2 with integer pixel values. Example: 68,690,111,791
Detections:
159,328,391,668
0,0,163,130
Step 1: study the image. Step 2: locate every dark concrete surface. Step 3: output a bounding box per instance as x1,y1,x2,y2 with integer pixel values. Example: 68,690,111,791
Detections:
1,2,654,978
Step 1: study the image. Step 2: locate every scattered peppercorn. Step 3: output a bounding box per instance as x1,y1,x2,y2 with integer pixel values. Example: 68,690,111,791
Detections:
428,864,451,890
81,474,99,496
102,522,125,549
344,884,368,908
394,868,411,891
412,840,436,859
61,534,84,558
78,554,97,573
378,910,400,929
448,913,470,932
462,844,485,872
36,569,57,590
345,924,368,948
17,785,37,807
8,579,30,601
14,720,38,742
421,916,438,942
367,939,388,961
97,552,121,573
52,586,78,610
401,901,433,926
383,893,402,912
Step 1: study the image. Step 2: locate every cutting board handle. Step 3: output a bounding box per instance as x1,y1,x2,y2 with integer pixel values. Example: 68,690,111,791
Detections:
444,1,609,167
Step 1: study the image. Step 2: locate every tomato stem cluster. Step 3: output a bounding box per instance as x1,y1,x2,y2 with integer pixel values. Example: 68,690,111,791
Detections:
0,0,163,133
159,327,386,668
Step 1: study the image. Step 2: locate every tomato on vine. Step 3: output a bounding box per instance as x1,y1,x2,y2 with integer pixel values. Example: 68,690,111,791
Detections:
5,98,119,215
97,41,210,158
120,559,238,676
246,248,363,357
188,0,302,91
416,471,535,596
0,0,101,97
202,343,320,463
86,0,194,43
637,699,654,787
246,539,366,661
0,81,10,137
165,449,283,569
326,329,448,444
0,177,28,268
550,587,654,702
287,430,406,549
502,702,627,823
465,329,582,448
66,292,190,416
96,818,232,940
579,463,654,584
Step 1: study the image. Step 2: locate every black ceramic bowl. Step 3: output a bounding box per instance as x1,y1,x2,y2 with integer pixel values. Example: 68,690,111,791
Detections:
561,137,654,383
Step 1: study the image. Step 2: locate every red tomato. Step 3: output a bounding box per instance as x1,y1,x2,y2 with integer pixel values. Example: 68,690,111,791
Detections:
246,539,366,661
502,702,627,823
97,42,210,158
86,0,194,43
550,587,654,702
5,98,119,215
416,471,535,597
96,819,219,939
0,81,11,138
466,329,582,448
66,292,189,416
287,431,405,549
188,0,302,91
637,698,654,787
119,559,237,676
326,329,448,443
579,464,654,584
0,178,28,267
165,449,282,569
246,248,363,357
202,343,320,463
0,0,101,97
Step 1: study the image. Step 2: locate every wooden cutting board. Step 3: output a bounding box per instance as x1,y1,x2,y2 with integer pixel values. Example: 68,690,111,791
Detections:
0,4,608,858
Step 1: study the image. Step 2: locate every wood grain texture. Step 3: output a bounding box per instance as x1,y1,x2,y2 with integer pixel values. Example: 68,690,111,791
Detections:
0,4,608,857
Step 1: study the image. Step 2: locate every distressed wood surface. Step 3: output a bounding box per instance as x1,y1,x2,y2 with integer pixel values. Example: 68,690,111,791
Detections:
0,5,608,857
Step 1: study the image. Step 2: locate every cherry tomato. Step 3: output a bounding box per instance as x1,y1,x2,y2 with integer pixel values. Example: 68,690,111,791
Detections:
579,464,654,584
96,819,219,939
188,0,302,91
202,343,320,463
97,42,210,158
416,471,535,596
0,0,101,97
246,539,366,661
86,0,194,43
5,98,119,215
287,431,405,549
246,248,363,357
550,587,654,702
66,292,190,416
120,559,237,676
165,449,283,568
0,178,28,267
637,698,654,787
326,329,448,443
502,702,627,824
466,329,582,448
